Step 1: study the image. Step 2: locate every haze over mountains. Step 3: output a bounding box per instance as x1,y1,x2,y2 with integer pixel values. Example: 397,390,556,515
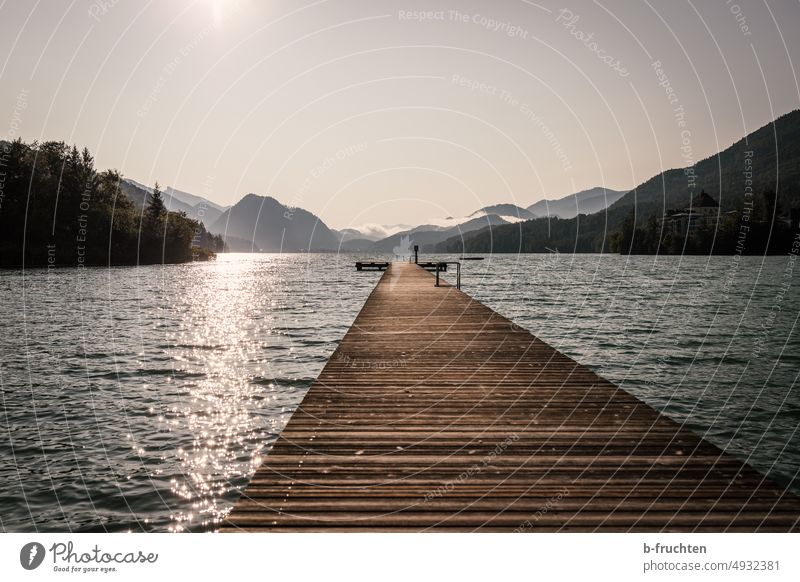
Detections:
527,187,626,219
209,194,340,252
119,106,800,254
122,109,800,254
120,177,625,253
121,179,227,226
438,109,800,253
338,224,412,242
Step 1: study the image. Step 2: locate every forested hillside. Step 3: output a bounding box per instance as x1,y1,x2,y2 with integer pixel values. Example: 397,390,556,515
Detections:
439,110,800,254
0,139,223,267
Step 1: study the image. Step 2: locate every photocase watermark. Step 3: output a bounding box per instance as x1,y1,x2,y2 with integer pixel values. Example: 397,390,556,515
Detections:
452,9,529,39
137,3,241,118
752,231,800,358
725,0,752,37
721,150,755,301
642,353,674,393
336,351,407,370
75,173,95,270
0,143,8,216
20,542,46,570
46,243,57,273
2,89,29,216
5,87,29,141
652,59,695,188
191,174,215,260
556,9,629,77
87,0,121,22
451,75,572,170
398,9,529,39
513,487,570,532
18,540,158,574
423,434,519,501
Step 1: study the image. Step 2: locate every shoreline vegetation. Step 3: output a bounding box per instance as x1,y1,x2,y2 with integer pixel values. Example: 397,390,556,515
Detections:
437,110,800,256
611,195,800,256
0,139,223,268
4,109,800,266
434,206,800,256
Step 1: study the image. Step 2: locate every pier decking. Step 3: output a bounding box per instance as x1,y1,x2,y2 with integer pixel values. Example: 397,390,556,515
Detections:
223,262,800,532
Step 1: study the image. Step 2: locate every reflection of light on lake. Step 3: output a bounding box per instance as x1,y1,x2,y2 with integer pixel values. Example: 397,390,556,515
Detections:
1,254,797,530
162,254,288,531
0,253,382,532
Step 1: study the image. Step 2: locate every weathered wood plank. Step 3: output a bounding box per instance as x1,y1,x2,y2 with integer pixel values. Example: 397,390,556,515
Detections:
222,262,800,532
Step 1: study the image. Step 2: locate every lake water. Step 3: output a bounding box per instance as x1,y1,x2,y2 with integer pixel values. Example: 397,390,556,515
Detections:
1,253,798,532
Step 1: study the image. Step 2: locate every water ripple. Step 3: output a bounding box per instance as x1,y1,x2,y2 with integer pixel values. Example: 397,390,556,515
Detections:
465,254,800,495
0,253,381,532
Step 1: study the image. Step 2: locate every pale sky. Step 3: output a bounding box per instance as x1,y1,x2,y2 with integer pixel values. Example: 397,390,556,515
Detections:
2,0,799,229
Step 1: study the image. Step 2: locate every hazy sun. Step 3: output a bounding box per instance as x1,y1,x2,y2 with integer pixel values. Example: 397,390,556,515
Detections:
210,0,227,26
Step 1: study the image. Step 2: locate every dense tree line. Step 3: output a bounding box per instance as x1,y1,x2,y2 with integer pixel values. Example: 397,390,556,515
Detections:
438,109,800,255
438,214,612,254
440,191,798,256
0,139,223,267
611,191,799,255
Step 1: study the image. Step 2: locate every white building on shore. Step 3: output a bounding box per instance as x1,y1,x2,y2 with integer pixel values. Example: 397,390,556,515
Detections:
660,190,722,233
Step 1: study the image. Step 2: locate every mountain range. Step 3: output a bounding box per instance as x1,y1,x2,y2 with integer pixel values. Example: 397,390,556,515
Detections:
438,109,800,253
208,194,340,252
118,109,800,254
120,178,624,253
527,187,626,219
121,179,227,225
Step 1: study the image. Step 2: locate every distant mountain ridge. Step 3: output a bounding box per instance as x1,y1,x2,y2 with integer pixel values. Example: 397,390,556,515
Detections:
470,203,537,221
365,213,514,253
527,187,626,219
121,178,227,225
209,194,339,252
22,110,799,257
119,179,629,254
339,191,621,252
164,185,226,213
337,223,413,241
437,109,800,253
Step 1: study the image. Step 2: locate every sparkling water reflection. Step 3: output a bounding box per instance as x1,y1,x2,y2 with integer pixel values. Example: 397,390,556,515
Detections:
1,253,797,532
0,254,381,532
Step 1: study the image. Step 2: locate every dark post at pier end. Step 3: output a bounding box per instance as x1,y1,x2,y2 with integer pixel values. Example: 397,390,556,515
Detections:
414,245,419,264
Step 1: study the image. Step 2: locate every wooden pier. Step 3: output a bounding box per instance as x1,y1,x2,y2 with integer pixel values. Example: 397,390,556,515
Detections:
223,262,800,532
